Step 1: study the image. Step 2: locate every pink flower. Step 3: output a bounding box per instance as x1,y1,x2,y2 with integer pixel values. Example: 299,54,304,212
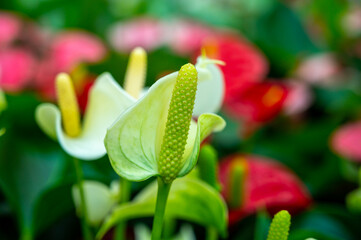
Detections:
283,80,313,116
0,48,36,92
34,31,106,99
331,122,361,162
0,12,21,47
108,18,164,53
296,53,342,86
51,31,106,71
218,154,312,225
165,19,215,55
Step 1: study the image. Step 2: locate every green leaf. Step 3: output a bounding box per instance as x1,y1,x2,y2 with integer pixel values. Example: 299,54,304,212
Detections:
97,177,228,239
0,137,73,238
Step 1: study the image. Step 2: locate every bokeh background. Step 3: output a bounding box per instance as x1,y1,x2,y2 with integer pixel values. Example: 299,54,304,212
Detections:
1,0,361,239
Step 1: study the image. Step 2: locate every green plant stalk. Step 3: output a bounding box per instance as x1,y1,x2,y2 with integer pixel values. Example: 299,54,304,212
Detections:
114,177,131,240
73,157,93,240
207,227,218,240
151,177,172,240
20,228,33,240
163,217,176,240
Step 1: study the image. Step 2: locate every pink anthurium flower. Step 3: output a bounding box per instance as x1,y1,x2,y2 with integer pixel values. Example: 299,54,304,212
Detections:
108,18,164,53
34,31,106,99
331,121,361,162
0,48,36,92
0,12,21,47
165,19,215,55
218,154,312,225
283,80,313,116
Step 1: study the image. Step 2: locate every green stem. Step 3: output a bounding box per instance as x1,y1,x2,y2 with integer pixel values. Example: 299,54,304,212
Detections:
114,177,131,240
163,217,176,240
151,178,172,240
73,157,93,240
20,228,33,240
206,227,218,240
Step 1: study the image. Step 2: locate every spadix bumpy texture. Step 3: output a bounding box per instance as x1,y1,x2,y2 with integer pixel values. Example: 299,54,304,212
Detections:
267,210,291,240
158,63,198,183
55,73,81,137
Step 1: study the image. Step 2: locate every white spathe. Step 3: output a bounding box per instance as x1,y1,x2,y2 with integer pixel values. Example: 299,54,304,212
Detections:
36,73,135,160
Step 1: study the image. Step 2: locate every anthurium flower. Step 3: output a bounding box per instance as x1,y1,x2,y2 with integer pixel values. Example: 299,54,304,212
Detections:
218,154,311,225
267,210,291,240
331,121,361,162
35,31,106,99
283,80,313,116
105,63,226,182
72,180,119,226
0,12,21,47
200,35,268,104
0,48,36,93
109,18,164,53
36,72,135,160
224,82,289,123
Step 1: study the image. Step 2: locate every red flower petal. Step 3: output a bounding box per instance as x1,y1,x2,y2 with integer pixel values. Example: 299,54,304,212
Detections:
331,121,361,162
218,154,312,225
203,35,268,102
0,48,36,92
224,82,289,123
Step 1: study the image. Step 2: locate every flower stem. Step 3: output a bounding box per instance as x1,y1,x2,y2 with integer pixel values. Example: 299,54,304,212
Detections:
151,177,172,240
114,177,131,240
73,157,93,240
206,227,218,240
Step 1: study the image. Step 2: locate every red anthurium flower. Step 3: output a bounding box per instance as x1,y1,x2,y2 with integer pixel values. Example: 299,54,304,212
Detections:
0,12,21,47
0,48,36,92
331,122,361,162
202,35,268,103
223,82,289,123
218,154,312,225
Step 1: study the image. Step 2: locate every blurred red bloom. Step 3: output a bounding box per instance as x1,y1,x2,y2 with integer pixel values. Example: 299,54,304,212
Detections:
109,18,164,53
218,154,312,225
0,48,36,92
224,82,289,123
0,12,21,48
35,31,106,99
202,35,268,103
331,122,361,162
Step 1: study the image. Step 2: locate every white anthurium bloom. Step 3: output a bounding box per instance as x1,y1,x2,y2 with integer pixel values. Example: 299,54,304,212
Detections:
36,73,135,160
139,56,225,117
72,180,120,226
105,63,226,182
193,56,224,117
